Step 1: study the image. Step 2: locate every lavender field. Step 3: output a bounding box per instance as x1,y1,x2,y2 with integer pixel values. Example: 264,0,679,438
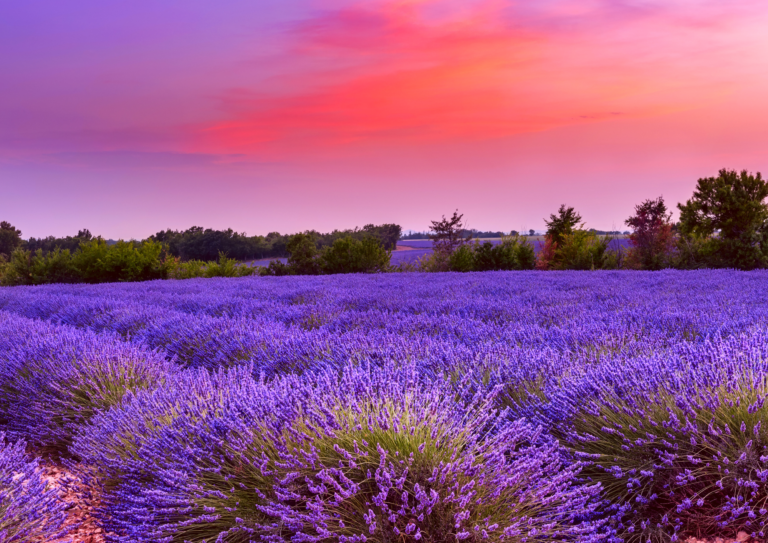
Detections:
1,271,768,542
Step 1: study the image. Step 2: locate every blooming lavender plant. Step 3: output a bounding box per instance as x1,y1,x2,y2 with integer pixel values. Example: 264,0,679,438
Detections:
0,433,69,542
0,312,176,455
520,331,768,542
75,363,606,542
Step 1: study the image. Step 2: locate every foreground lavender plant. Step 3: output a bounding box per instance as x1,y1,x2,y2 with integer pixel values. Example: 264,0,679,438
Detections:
0,312,176,455
524,331,768,542
0,433,69,541
75,363,606,542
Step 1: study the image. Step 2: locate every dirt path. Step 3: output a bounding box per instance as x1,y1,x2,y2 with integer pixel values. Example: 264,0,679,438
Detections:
41,463,107,543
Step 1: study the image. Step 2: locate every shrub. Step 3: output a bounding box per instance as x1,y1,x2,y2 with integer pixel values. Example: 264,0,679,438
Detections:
170,253,258,278
0,314,175,456
0,249,32,286
418,249,451,272
479,236,536,271
446,236,535,273
76,364,605,542
319,236,391,274
0,433,69,541
672,234,711,269
448,243,475,272
73,238,171,283
472,241,509,271
510,236,536,270
551,231,611,270
536,236,558,270
1,247,82,286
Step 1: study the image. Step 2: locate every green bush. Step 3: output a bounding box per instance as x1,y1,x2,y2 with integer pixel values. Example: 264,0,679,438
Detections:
1,247,82,286
672,234,711,269
552,230,612,270
169,254,257,279
319,236,390,274
419,248,451,272
448,244,475,272
0,238,262,285
72,239,170,283
447,236,535,273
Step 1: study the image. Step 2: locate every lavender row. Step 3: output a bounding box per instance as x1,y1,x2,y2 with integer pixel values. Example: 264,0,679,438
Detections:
1,272,766,375
73,363,609,543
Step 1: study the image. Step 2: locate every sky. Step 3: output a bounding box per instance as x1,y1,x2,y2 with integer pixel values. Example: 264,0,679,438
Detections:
1,0,767,239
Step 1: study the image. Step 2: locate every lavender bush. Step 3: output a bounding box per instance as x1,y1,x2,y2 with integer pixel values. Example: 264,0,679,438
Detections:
0,312,176,455
507,330,768,542
75,363,606,542
0,433,69,541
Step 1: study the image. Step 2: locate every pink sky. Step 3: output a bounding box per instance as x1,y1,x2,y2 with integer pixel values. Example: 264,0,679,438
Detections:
1,0,767,238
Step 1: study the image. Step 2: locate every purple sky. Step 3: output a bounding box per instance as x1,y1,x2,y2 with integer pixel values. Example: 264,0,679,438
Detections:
2,0,767,239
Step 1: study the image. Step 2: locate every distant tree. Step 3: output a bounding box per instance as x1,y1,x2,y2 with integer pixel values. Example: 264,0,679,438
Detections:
544,205,582,247
150,226,264,261
528,229,535,237
678,169,768,270
25,228,95,255
362,224,402,250
286,232,321,275
0,221,23,258
429,210,469,256
625,196,674,270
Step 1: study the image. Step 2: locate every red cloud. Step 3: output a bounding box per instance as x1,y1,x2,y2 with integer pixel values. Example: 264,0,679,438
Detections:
194,0,758,157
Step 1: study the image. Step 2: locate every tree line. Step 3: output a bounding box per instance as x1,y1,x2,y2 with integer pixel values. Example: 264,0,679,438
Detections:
410,168,767,273
1,167,766,284
0,224,401,285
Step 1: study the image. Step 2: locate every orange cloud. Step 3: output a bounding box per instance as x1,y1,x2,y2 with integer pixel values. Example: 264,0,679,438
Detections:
194,0,767,157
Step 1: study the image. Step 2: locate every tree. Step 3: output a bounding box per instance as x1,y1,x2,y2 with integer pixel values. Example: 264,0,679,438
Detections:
429,210,469,256
362,224,402,251
286,232,321,275
677,169,768,270
0,221,23,258
544,205,582,247
625,197,674,270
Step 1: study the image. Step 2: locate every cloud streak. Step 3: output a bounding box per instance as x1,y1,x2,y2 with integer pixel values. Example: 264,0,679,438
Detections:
197,0,768,156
